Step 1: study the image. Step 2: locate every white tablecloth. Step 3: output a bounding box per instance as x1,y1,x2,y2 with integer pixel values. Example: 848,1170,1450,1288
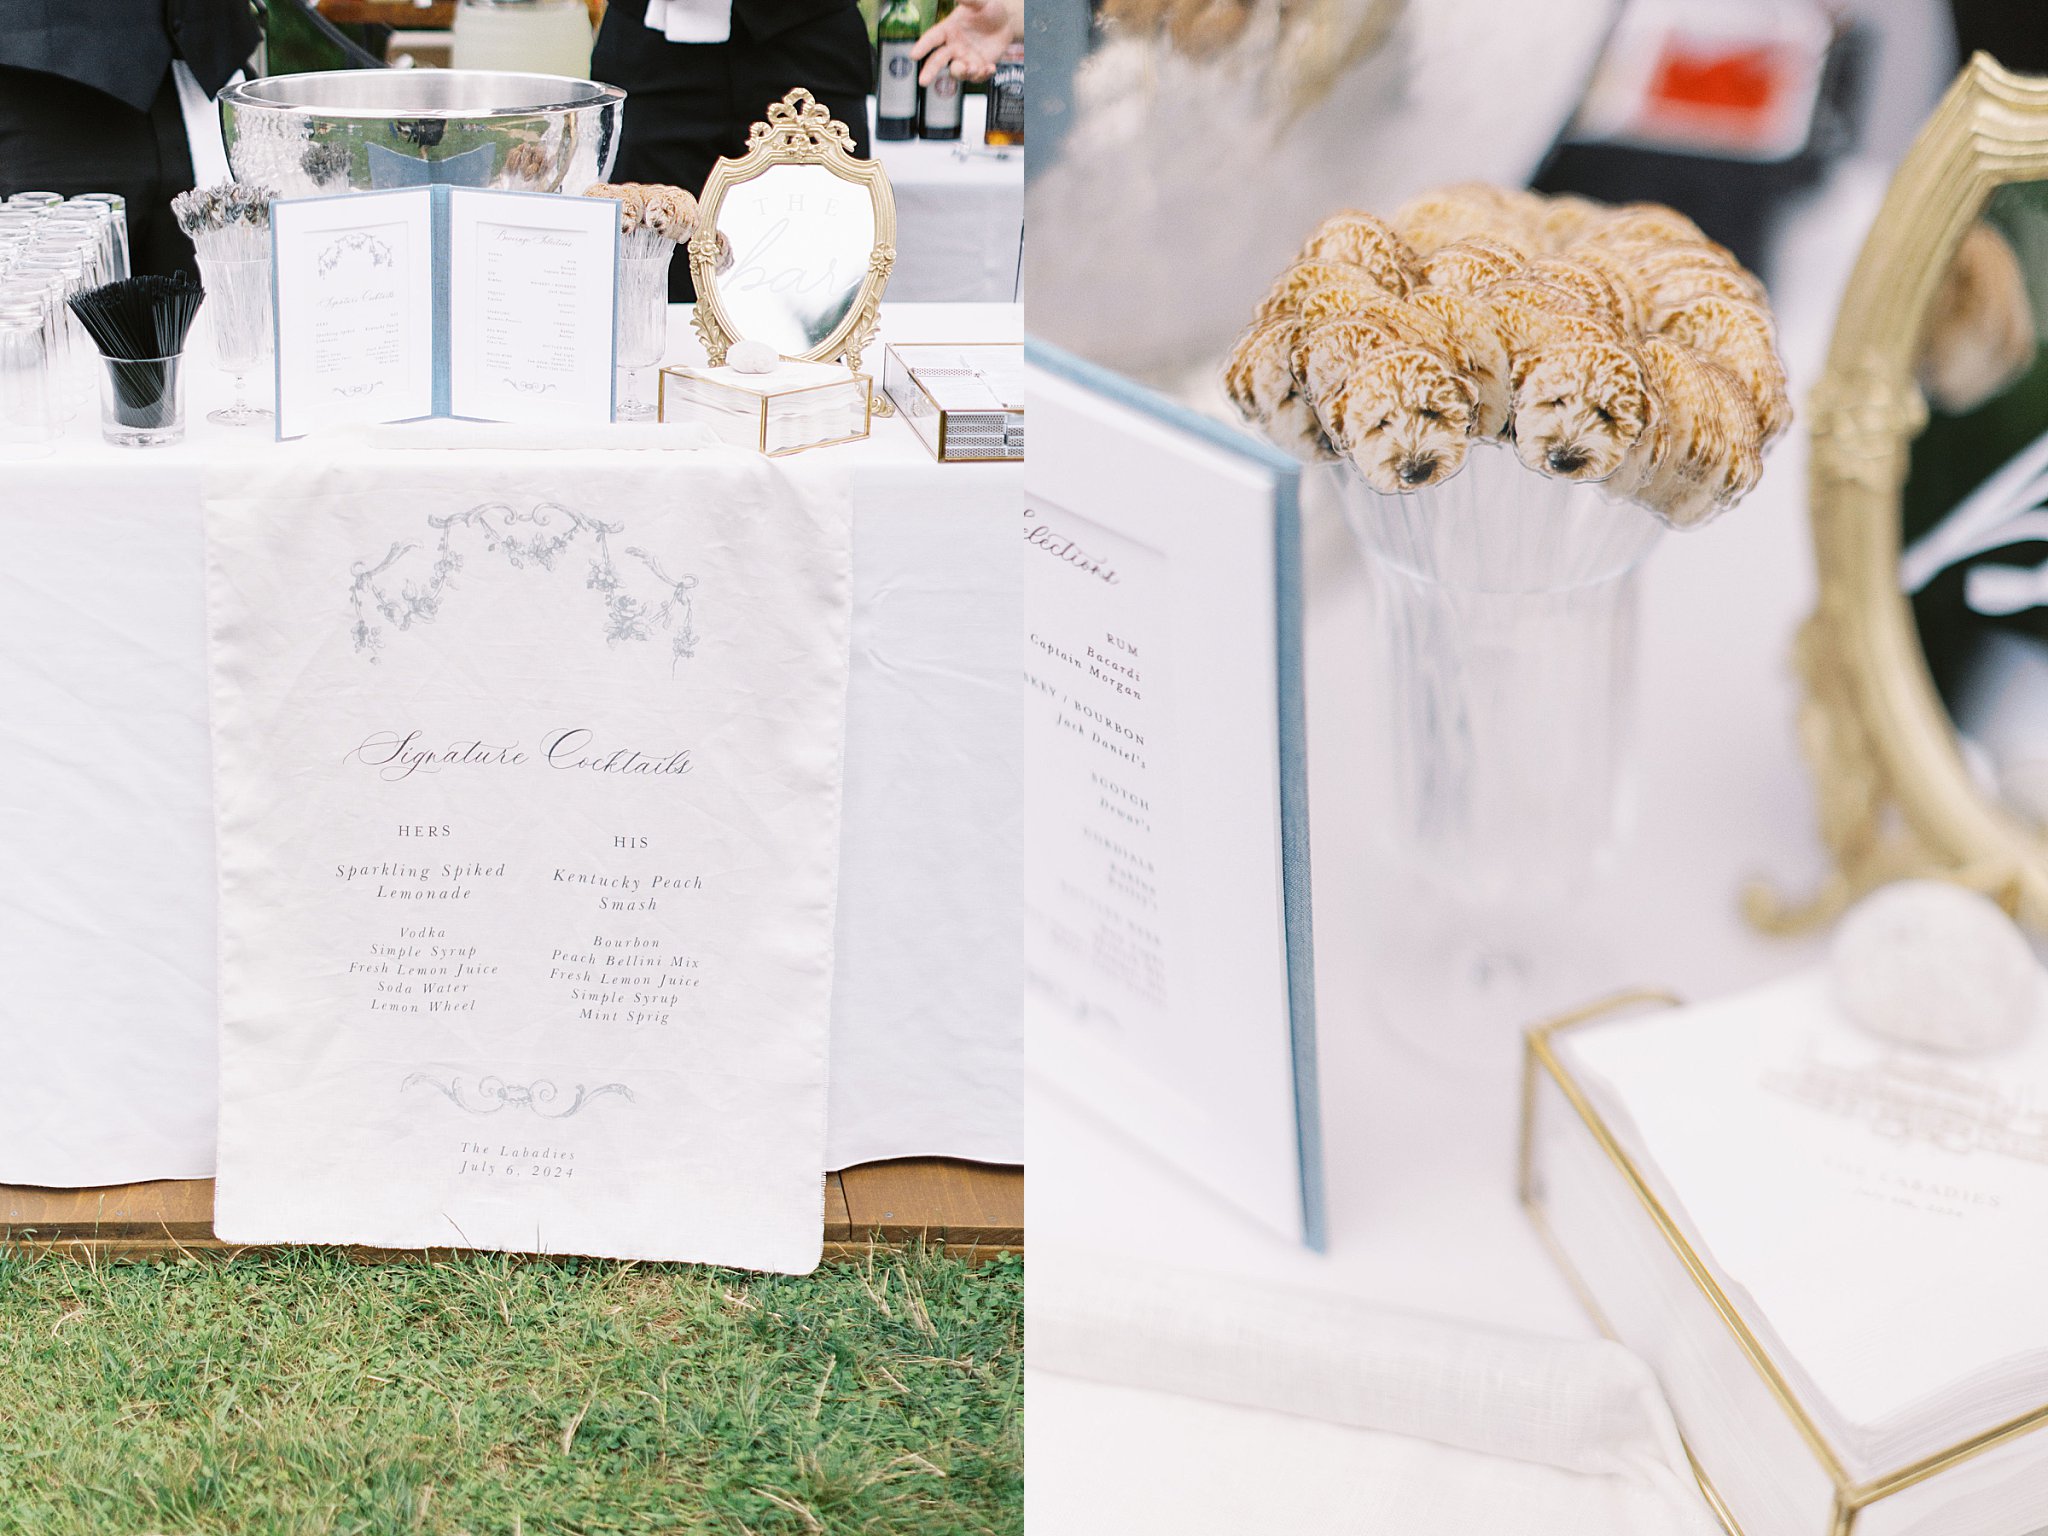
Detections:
0,301,1021,1187
1030,1259,1721,1536
869,95,1023,303
1027,158,1901,1520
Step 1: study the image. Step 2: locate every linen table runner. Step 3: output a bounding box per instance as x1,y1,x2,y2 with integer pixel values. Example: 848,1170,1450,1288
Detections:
205,451,852,1271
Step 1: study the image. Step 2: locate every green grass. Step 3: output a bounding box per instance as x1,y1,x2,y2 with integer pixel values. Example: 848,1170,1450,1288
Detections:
0,1245,1021,1536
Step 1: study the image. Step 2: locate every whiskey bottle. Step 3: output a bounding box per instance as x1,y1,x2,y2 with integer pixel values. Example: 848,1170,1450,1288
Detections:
918,3,964,143
984,41,1023,147
876,0,922,142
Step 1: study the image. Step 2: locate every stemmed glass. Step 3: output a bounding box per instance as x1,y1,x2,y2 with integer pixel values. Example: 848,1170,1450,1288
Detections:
1339,444,1666,1069
615,251,674,421
195,255,274,427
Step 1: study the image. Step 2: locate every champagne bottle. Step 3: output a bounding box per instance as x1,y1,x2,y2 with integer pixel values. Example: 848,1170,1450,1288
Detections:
918,2,964,143
984,41,1023,147
876,0,922,142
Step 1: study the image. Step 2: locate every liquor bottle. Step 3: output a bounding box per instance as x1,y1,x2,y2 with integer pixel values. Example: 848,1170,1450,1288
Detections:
918,3,964,143
876,0,922,142
984,41,1023,147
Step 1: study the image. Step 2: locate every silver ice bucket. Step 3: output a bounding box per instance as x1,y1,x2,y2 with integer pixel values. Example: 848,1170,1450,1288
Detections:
219,70,624,198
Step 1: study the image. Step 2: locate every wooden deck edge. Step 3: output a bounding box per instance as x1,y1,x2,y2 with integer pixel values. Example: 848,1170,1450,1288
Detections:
1,1157,1022,1264
0,1233,1022,1267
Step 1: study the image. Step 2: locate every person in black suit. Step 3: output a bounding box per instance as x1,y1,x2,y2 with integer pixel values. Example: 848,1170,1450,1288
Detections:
0,0,260,277
591,0,874,301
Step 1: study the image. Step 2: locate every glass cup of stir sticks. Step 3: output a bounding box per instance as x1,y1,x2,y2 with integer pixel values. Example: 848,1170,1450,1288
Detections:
68,276,205,448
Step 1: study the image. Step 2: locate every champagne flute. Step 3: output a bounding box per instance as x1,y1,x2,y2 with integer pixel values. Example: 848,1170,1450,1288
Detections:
196,254,274,427
615,250,673,421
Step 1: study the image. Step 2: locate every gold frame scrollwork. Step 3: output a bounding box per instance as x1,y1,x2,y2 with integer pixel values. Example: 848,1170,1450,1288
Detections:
1751,54,2048,935
687,89,897,404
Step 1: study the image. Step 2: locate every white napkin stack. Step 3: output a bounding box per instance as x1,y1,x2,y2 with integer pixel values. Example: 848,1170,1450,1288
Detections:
665,359,869,455
1567,965,2048,1515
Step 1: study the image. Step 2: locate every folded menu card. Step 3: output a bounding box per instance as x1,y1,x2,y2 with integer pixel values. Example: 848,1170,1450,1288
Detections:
271,186,618,440
1022,341,1323,1249
1532,964,2048,1536
205,451,852,1270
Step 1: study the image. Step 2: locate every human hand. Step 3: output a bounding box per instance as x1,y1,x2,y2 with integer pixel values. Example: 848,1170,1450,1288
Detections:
910,0,1020,86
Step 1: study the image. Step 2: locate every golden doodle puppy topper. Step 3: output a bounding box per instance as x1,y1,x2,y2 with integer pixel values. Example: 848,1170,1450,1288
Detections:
1294,284,1428,335
1390,184,1515,257
1304,338,1477,493
1536,194,1605,249
1508,339,1652,483
1296,212,1415,297
1255,259,1395,324
1487,291,1618,362
1655,293,1791,443
1224,317,1332,463
1417,236,1527,295
1560,246,1652,334
1619,336,1764,528
1294,311,1441,406
1577,203,1709,252
1521,258,1631,333
1224,186,1789,528
1624,241,1767,304
1407,289,1512,438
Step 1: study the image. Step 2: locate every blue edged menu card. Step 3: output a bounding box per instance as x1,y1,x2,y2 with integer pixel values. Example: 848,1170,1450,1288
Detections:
270,186,619,439
1022,340,1325,1250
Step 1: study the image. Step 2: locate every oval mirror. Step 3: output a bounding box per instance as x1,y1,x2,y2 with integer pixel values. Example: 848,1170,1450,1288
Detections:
713,163,876,354
1903,181,2048,846
1763,54,2048,933
688,89,895,381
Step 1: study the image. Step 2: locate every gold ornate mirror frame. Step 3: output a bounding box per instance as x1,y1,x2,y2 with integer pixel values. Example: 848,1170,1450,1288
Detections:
688,89,897,390
1752,55,2048,934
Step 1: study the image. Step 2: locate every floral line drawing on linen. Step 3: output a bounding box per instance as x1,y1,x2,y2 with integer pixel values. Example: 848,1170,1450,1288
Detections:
348,500,700,669
400,1073,634,1118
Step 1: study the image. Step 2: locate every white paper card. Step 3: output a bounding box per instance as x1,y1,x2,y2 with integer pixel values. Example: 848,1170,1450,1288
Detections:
907,346,1024,411
206,451,853,1270
271,189,435,440
445,187,618,426
1569,968,2048,1453
1023,348,1322,1247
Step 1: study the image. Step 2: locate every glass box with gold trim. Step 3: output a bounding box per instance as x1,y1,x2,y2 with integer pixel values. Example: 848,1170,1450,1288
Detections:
881,342,1024,462
1522,991,2048,1536
657,360,872,457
